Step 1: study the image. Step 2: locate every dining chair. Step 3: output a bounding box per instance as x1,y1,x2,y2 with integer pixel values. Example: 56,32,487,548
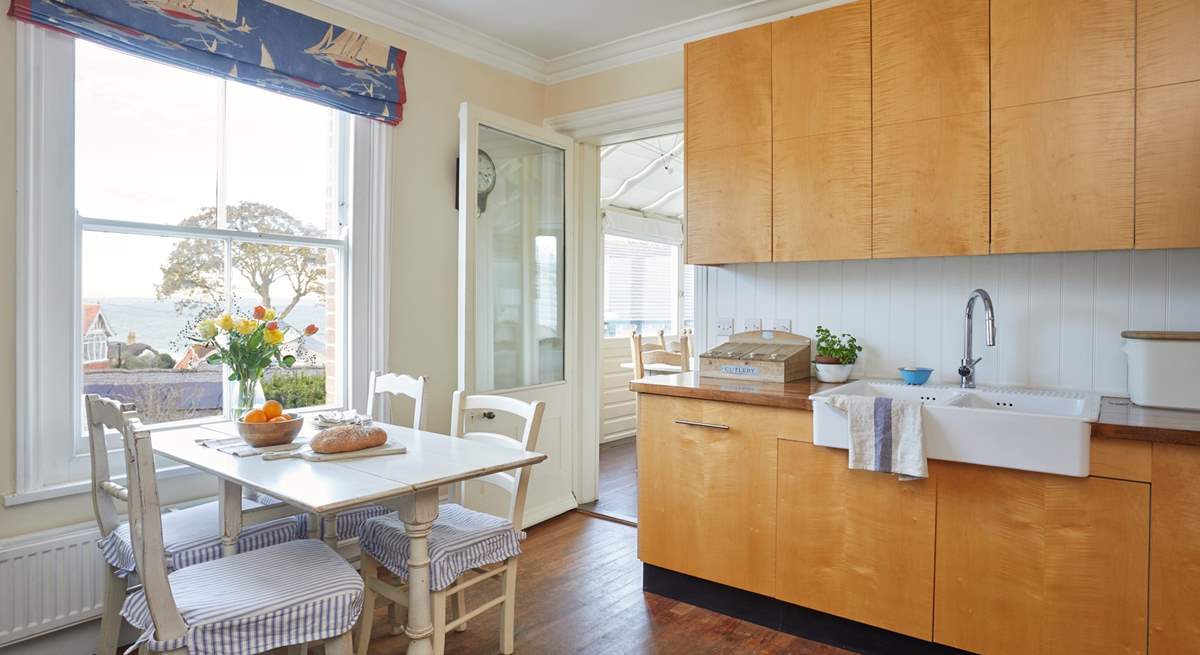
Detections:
99,394,363,655
355,391,545,655
85,395,307,655
629,331,692,378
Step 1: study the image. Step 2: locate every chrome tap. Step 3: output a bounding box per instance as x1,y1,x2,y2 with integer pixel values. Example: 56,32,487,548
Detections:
958,288,996,388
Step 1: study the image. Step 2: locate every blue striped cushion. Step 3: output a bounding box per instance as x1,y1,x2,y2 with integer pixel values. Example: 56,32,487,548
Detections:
98,499,305,578
359,503,524,592
121,539,363,655
256,494,389,541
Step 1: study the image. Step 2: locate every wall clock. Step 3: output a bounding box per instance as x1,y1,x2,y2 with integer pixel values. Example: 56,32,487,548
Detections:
477,149,496,213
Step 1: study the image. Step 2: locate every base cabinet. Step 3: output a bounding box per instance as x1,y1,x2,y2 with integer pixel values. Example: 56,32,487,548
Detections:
933,463,1150,655
776,441,936,640
1150,443,1200,655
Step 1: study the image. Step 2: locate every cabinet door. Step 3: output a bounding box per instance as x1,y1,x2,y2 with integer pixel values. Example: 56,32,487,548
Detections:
1150,443,1200,655
686,143,772,264
636,394,780,596
1136,81,1200,249
777,441,936,639
934,464,1150,654
872,0,989,126
772,0,870,141
1138,0,1200,89
773,130,871,262
991,0,1134,108
992,92,1134,253
872,113,989,258
685,25,771,153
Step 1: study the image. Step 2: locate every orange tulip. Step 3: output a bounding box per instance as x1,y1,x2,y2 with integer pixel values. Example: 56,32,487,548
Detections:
252,306,266,320
304,324,319,336
266,321,279,331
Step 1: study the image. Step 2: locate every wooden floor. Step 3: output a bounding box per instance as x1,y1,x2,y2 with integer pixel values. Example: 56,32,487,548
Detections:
364,511,851,655
577,437,638,524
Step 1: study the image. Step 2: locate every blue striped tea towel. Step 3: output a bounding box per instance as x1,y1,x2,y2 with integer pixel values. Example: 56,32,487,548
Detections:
828,395,927,480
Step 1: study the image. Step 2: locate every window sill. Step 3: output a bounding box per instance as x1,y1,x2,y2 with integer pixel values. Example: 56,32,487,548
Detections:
3,461,205,507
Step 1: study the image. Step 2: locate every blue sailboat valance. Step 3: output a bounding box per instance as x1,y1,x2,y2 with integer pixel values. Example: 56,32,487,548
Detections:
9,0,407,124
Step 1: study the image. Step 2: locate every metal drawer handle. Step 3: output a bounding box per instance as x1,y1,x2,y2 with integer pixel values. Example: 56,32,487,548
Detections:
673,419,730,430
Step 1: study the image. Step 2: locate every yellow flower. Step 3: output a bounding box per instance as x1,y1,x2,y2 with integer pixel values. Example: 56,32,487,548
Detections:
197,319,218,339
235,319,258,336
217,314,235,331
263,327,284,345
263,308,277,321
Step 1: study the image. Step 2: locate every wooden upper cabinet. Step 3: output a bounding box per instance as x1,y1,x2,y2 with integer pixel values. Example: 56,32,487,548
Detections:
992,92,1134,253
934,463,1150,655
992,0,1134,108
687,143,773,264
1139,0,1200,89
773,130,871,261
872,113,990,258
685,24,772,153
772,1,870,141
1137,81,1200,249
777,441,936,640
872,0,989,126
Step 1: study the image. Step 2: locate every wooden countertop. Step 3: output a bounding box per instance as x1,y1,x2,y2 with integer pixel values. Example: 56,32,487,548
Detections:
630,372,1200,446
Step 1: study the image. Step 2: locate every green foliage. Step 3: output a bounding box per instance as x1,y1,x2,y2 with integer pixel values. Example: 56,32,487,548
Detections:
156,353,176,369
263,372,327,408
201,320,294,382
815,325,862,364
120,351,172,370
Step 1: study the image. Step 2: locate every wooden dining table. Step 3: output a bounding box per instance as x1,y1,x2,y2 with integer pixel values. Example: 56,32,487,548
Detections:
152,420,547,655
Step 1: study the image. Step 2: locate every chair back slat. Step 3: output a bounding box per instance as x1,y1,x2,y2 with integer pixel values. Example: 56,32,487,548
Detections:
98,396,188,642
85,394,135,537
450,391,544,528
367,371,428,430
629,332,692,378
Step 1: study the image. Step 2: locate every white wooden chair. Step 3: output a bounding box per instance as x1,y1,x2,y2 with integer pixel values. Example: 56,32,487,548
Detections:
99,394,363,655
629,331,691,378
85,395,306,655
355,391,545,655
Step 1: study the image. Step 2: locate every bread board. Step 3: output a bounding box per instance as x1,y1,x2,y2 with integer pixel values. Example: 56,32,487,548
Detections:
261,441,407,461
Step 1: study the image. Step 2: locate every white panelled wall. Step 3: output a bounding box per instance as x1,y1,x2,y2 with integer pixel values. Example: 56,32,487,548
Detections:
698,249,1200,394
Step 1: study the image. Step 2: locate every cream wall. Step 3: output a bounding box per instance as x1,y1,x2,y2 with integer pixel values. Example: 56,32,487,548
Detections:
0,1,546,538
544,52,683,117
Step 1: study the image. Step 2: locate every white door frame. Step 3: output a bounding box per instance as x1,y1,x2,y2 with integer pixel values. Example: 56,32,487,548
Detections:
544,90,693,505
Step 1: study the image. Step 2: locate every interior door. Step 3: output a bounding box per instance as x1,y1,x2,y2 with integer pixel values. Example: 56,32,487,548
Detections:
458,103,578,528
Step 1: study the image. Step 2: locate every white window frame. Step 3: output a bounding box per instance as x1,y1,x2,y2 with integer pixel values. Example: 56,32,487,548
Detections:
600,209,691,339
8,24,391,505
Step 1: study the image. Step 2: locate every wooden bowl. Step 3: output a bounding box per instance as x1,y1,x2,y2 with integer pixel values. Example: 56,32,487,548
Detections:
236,416,303,448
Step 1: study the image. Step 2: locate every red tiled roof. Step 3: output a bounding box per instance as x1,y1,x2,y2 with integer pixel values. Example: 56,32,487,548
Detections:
83,303,102,333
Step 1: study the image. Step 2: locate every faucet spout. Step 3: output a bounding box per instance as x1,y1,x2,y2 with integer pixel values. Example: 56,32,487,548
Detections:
960,289,996,388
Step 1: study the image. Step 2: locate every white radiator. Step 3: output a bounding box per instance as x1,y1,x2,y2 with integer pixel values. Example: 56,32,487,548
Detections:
0,522,108,648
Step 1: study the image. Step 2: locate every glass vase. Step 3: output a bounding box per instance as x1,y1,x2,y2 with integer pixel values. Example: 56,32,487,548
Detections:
234,376,265,419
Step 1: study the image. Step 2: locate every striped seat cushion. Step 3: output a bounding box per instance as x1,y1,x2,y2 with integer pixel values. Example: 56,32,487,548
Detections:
256,494,389,541
98,499,305,578
122,539,363,655
359,503,524,592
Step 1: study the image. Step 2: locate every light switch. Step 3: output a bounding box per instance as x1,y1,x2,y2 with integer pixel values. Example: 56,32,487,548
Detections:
742,318,762,332
716,318,734,336
773,319,792,332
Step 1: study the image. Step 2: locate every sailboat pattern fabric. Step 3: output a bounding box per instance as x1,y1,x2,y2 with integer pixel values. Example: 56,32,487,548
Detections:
8,0,407,123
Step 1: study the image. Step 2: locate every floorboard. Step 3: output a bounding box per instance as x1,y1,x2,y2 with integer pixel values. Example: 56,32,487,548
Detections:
363,511,851,655
577,437,638,524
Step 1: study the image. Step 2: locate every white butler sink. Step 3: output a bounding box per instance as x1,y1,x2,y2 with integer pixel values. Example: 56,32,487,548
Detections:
810,380,1102,477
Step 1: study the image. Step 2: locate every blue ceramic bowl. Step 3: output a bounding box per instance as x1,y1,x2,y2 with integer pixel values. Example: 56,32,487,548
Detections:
899,367,934,385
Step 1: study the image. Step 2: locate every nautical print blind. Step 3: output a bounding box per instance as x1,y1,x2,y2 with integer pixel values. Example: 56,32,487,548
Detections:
8,0,407,124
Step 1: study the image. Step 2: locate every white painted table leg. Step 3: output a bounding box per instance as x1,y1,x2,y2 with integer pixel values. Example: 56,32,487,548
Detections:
218,479,242,557
397,489,440,655
323,514,339,552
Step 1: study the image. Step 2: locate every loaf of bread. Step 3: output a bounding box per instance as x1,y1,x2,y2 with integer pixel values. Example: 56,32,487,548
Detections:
309,425,387,454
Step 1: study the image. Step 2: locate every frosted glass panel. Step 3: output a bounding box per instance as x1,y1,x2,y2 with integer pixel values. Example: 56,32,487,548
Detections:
474,125,566,392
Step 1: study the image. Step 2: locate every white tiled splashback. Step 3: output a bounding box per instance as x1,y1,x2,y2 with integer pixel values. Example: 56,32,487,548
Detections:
698,249,1200,394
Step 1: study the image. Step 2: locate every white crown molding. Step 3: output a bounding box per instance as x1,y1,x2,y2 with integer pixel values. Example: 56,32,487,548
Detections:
544,89,684,144
313,0,852,86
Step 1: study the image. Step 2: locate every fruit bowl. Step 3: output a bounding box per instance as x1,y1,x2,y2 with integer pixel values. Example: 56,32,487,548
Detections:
236,415,303,448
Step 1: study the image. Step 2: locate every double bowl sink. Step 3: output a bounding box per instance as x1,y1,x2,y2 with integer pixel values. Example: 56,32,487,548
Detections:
810,380,1103,477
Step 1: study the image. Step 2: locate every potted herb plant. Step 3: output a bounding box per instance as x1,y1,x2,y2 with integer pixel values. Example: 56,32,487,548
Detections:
813,325,862,383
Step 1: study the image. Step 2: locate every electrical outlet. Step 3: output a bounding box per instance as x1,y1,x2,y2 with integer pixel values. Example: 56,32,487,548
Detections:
773,319,792,333
716,318,734,336
742,318,762,332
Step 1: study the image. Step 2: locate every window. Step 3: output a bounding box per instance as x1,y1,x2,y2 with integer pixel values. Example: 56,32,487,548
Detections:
602,233,695,338
13,26,389,500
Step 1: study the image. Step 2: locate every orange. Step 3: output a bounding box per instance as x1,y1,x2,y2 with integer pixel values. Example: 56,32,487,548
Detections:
279,413,292,421
262,400,283,420
268,416,290,423
243,409,267,424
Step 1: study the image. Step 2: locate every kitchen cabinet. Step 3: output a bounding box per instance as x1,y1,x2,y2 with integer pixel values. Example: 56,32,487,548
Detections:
1138,0,1200,89
991,92,1134,254
933,463,1150,655
1150,443,1200,655
772,130,871,262
871,0,989,126
872,113,990,258
684,25,772,264
991,0,1134,108
1136,81,1200,250
777,441,936,640
636,394,783,596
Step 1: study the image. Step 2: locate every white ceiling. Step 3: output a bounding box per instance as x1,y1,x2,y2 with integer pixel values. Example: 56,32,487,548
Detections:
401,0,748,60
601,133,684,219
315,0,834,84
